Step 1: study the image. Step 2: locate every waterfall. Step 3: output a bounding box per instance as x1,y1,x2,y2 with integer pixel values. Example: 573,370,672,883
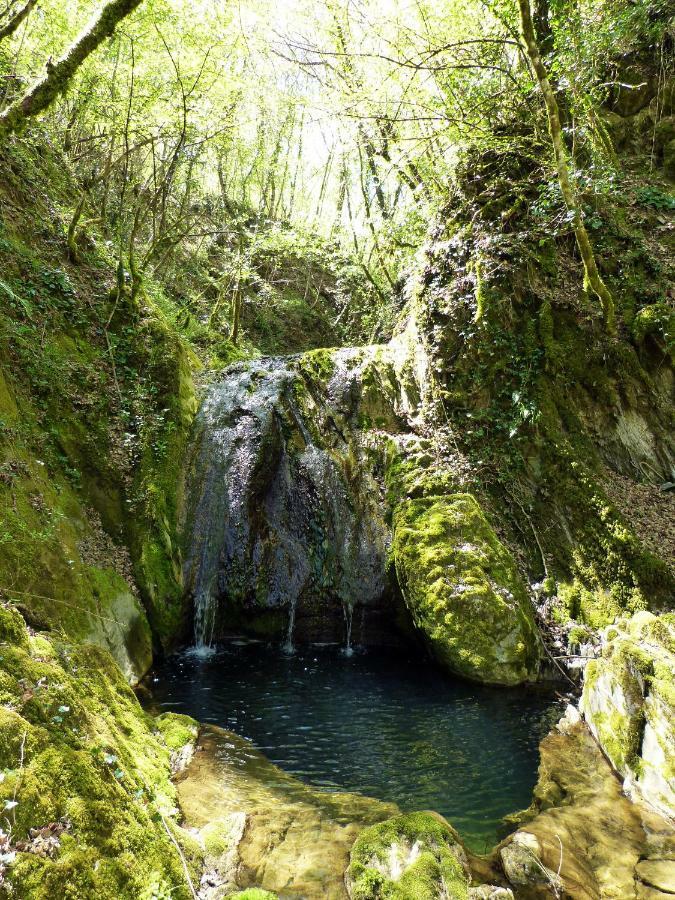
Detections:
282,598,297,655
183,350,390,650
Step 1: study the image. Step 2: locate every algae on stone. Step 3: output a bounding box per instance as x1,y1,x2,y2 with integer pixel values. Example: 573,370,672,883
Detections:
392,494,541,685
175,725,398,899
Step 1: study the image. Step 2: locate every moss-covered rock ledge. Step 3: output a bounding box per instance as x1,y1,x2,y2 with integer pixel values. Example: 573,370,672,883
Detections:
0,604,199,899
581,611,675,820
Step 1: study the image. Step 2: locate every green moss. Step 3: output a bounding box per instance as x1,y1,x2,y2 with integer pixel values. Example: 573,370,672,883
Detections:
0,604,30,648
346,812,469,900
0,611,200,899
154,712,199,751
392,493,541,684
538,299,558,365
296,348,337,384
632,300,675,360
582,612,675,815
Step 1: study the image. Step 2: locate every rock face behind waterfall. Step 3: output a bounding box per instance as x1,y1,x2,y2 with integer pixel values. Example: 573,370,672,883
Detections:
183,349,398,648
182,324,543,684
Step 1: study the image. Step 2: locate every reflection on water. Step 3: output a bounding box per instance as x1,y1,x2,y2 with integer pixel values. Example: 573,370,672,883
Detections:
149,642,563,850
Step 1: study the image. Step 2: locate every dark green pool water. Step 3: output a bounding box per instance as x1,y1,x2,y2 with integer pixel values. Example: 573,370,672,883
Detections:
149,642,563,851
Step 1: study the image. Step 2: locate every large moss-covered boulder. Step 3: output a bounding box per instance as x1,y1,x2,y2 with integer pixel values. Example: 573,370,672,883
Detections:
392,494,542,685
0,605,200,899
345,812,470,900
581,611,675,819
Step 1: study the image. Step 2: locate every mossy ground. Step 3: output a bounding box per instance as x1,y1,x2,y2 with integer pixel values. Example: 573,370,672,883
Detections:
0,605,199,899
0,136,206,657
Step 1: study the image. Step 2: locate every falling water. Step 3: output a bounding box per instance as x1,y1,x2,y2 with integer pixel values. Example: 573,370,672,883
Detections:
342,603,354,657
183,350,390,650
283,598,297,655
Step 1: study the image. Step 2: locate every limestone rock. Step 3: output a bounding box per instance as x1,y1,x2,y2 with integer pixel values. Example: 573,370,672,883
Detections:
468,887,514,899
499,832,561,890
392,494,542,685
636,859,675,894
183,339,544,684
580,611,675,819
176,726,397,899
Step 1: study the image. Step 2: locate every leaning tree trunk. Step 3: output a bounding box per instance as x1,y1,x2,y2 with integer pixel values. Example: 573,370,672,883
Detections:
518,0,616,333
0,0,144,139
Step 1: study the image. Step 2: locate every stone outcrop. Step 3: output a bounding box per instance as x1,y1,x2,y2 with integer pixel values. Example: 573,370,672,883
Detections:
175,725,397,899
491,709,675,899
345,811,471,899
393,493,541,685
182,323,542,684
581,611,675,820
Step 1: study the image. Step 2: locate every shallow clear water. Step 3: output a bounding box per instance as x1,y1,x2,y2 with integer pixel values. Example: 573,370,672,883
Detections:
149,642,563,851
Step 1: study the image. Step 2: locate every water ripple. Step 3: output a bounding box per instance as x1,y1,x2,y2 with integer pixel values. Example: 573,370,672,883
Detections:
149,643,563,851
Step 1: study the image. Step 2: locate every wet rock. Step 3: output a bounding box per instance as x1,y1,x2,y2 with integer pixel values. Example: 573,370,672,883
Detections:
183,350,395,648
487,719,675,899
197,812,247,898
176,725,397,899
183,328,544,684
636,859,675,894
468,887,514,899
499,832,561,891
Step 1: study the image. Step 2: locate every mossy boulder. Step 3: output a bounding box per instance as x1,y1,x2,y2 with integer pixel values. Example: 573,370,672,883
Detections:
581,611,675,819
345,811,470,900
0,606,200,899
392,494,541,685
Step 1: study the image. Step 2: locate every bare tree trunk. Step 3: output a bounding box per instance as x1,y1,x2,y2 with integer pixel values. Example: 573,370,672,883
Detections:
0,0,37,44
0,0,144,139
518,0,615,332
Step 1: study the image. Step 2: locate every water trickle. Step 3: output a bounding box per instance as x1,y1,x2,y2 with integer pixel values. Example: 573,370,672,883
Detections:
283,598,297,655
342,603,354,657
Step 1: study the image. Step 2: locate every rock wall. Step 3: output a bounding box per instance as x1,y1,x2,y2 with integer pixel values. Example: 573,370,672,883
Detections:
581,611,675,820
183,319,542,684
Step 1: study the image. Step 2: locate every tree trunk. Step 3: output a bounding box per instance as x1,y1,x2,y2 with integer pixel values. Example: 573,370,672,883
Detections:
518,0,616,333
0,0,144,139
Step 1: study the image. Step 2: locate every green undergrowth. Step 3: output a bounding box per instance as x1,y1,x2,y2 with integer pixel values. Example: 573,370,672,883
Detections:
0,604,199,899
0,136,206,654
412,131,675,629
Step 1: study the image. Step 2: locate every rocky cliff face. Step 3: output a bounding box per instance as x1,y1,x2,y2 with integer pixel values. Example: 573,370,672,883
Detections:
581,611,675,820
182,315,543,684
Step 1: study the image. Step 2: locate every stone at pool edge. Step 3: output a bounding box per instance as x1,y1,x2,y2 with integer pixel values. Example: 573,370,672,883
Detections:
344,811,517,900
174,724,399,899
392,493,543,685
636,859,675,894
